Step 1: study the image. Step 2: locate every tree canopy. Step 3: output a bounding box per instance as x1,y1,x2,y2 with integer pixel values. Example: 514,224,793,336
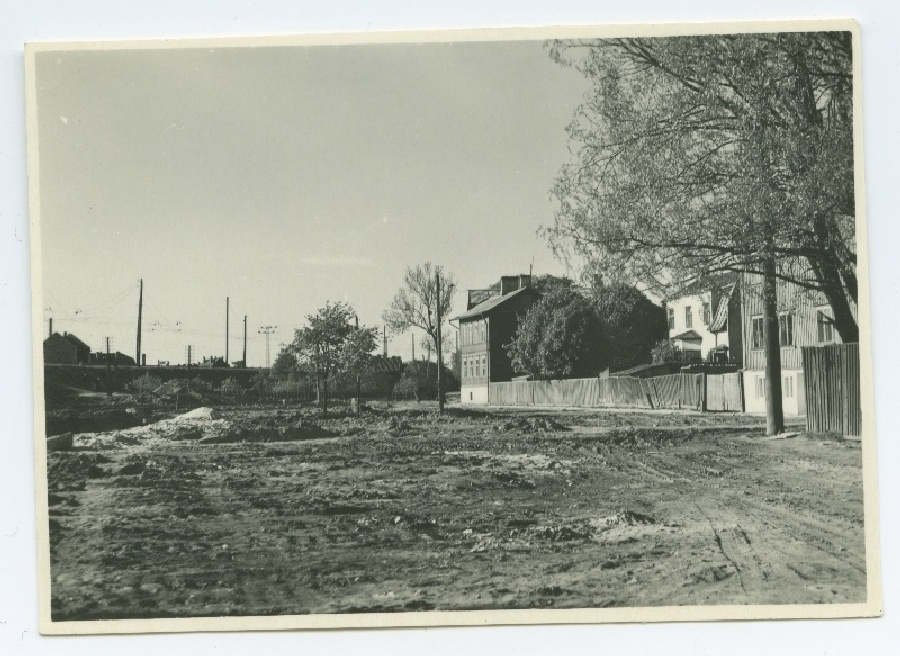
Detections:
291,302,377,416
545,32,858,341
593,282,668,370
506,288,604,380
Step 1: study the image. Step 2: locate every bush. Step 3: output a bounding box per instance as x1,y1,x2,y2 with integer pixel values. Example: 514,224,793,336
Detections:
651,339,682,364
393,376,419,400
219,377,241,396
127,374,162,395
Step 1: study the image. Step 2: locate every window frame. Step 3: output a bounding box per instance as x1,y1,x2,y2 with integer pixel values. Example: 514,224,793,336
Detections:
751,316,764,350
778,312,794,347
685,306,692,329
667,307,675,331
816,307,835,344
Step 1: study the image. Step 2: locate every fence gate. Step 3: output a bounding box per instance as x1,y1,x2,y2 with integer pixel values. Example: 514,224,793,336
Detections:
801,343,861,437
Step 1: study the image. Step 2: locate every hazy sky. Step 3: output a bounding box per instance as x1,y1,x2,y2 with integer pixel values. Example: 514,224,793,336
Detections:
35,39,590,366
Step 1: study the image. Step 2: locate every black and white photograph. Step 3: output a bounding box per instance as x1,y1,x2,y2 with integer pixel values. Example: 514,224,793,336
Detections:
24,20,879,634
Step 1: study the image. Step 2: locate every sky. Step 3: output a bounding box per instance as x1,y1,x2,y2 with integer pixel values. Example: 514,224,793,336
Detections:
34,38,591,366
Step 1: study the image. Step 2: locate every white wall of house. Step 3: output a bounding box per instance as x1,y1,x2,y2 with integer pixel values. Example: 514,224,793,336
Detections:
667,291,727,360
742,370,806,416
461,384,489,404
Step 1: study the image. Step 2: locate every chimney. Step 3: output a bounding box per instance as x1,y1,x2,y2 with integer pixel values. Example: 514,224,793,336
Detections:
500,275,519,295
467,289,493,310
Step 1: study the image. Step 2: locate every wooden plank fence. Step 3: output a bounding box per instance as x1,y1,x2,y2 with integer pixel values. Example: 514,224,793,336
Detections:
489,373,721,410
802,343,861,437
705,373,744,412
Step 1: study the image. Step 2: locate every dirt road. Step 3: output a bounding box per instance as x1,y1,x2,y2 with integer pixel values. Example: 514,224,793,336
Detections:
46,406,865,620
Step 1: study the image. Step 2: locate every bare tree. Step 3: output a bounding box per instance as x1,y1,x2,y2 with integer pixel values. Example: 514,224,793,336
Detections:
382,263,457,375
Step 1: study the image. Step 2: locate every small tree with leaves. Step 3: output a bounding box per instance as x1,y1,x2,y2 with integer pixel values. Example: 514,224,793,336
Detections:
383,263,457,380
292,302,377,417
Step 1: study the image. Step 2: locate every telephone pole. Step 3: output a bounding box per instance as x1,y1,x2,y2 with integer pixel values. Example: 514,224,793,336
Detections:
383,326,387,357
355,315,361,417
243,315,248,368
225,297,230,366
135,279,143,367
436,270,445,414
105,337,112,397
258,326,276,368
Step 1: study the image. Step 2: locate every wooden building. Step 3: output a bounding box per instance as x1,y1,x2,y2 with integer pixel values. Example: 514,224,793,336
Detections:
740,269,857,416
453,274,539,404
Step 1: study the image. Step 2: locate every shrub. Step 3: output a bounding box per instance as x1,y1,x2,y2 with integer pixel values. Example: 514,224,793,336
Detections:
127,374,162,395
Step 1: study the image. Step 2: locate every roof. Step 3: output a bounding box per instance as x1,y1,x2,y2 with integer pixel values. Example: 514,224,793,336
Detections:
45,332,90,350
671,330,703,342
452,287,534,321
667,272,739,301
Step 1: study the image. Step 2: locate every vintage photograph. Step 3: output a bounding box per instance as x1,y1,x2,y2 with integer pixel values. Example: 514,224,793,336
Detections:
26,21,879,633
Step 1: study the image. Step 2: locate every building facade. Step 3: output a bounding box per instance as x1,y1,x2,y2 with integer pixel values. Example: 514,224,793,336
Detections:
666,275,742,366
43,332,91,365
740,270,856,416
454,274,539,404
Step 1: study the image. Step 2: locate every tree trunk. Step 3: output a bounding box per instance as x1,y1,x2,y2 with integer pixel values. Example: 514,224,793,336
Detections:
762,256,784,436
811,252,859,343
320,377,328,418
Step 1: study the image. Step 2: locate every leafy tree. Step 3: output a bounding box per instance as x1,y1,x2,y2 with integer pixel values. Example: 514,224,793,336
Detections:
383,263,457,380
272,347,298,380
593,283,667,370
651,339,682,364
291,302,377,417
546,32,858,342
506,289,603,380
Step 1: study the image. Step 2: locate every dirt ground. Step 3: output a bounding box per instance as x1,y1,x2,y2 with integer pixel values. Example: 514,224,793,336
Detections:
45,403,866,620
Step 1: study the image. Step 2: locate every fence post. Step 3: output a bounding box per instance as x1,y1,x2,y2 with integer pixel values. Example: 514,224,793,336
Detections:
700,373,707,412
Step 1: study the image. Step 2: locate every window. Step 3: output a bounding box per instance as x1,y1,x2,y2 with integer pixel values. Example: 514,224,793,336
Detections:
701,302,710,325
817,308,834,344
784,375,794,398
779,313,794,347
667,307,674,331
755,375,765,399
685,306,692,329
751,316,764,350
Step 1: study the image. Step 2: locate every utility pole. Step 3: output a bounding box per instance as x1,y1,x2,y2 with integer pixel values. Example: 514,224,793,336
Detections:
762,255,784,435
49,318,52,338
436,270,444,414
243,315,247,368
383,326,387,357
355,315,361,417
135,279,143,367
187,345,192,377
258,326,276,368
225,297,229,365
411,333,415,363
105,337,112,397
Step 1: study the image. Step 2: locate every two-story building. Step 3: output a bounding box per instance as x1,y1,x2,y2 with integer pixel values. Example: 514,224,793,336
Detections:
43,332,91,365
665,274,743,365
740,270,856,416
453,274,539,404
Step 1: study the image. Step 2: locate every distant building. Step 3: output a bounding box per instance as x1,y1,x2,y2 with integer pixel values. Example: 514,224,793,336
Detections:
665,274,743,366
89,351,136,366
453,274,540,404
43,332,91,365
